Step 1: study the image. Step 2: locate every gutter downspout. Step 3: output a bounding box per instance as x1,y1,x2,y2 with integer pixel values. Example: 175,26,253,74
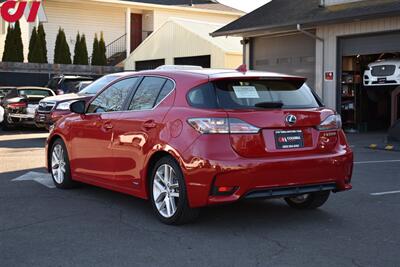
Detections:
240,38,250,66
297,24,325,101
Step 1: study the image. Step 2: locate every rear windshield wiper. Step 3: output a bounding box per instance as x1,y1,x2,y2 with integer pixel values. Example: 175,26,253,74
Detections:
255,102,284,109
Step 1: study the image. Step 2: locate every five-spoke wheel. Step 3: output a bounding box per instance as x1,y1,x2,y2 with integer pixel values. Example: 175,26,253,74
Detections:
150,157,199,225
50,139,75,189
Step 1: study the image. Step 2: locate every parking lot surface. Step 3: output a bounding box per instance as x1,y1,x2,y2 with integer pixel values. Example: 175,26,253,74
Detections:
0,129,399,267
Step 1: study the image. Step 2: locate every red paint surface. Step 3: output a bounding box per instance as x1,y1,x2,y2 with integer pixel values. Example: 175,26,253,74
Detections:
46,69,353,208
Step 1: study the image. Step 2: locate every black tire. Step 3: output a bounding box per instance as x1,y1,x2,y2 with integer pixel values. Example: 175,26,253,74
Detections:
149,156,199,225
50,139,76,189
2,113,14,131
284,191,330,210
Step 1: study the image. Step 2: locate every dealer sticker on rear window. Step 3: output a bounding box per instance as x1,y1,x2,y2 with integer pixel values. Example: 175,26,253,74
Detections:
232,86,260,99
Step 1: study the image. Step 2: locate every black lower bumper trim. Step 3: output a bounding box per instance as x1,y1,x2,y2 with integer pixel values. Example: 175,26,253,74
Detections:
244,183,337,199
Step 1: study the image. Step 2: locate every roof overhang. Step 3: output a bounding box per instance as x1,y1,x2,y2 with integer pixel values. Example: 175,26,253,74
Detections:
84,0,243,16
212,9,400,37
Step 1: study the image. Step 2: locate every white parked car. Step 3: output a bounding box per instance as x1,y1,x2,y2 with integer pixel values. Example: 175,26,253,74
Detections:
364,59,400,86
0,105,4,124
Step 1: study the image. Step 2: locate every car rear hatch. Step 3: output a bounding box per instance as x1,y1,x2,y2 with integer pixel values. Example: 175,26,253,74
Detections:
211,78,339,158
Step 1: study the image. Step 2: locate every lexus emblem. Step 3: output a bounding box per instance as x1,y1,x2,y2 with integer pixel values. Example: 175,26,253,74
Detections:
382,66,386,70
285,114,297,125
40,102,47,108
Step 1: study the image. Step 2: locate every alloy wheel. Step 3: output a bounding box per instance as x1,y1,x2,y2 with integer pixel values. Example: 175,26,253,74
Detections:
51,144,66,184
152,164,180,218
288,194,310,204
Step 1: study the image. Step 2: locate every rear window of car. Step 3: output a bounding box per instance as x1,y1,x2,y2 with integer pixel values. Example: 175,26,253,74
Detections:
188,79,320,109
18,89,53,97
61,80,86,93
47,78,60,90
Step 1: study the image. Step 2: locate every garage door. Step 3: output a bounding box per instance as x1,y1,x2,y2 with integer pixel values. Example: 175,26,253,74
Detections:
135,59,165,71
340,31,400,56
251,32,316,88
174,55,211,68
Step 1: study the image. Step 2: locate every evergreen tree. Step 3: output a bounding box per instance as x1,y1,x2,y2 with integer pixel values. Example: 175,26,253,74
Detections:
91,33,99,65
54,28,62,63
37,23,47,63
80,34,89,65
73,32,81,65
2,25,14,62
98,32,107,66
14,21,24,62
54,28,71,64
28,27,38,63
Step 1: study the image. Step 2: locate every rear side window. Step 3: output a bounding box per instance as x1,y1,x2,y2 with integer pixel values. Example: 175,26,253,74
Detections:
187,83,218,109
214,80,320,109
129,77,168,111
155,80,174,106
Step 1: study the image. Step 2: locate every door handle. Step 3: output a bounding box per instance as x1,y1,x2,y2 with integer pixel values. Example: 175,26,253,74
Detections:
142,120,156,130
102,121,113,131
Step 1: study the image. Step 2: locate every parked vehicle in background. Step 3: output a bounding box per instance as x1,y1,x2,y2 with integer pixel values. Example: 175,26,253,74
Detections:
1,87,55,130
35,73,130,129
46,75,93,95
77,81,93,91
0,105,4,124
364,54,400,86
0,87,16,102
46,66,353,225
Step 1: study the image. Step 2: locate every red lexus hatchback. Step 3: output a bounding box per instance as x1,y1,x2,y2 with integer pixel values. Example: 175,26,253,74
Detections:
46,67,353,224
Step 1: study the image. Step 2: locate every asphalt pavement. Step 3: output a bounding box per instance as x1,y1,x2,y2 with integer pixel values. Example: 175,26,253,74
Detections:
0,128,399,267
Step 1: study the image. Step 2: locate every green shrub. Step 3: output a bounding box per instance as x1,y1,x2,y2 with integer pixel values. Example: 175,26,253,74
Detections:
37,23,48,63
2,21,24,62
54,28,71,64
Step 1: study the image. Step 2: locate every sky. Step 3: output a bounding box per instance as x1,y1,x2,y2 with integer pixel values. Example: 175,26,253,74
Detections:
217,0,271,13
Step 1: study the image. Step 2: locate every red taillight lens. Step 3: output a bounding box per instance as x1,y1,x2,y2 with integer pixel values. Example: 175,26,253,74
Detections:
317,115,342,131
188,118,259,134
8,102,27,109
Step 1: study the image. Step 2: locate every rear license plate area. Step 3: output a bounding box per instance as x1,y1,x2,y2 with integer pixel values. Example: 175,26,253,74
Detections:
275,130,304,149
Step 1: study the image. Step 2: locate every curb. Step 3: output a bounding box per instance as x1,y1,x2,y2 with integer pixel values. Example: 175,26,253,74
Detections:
367,143,400,152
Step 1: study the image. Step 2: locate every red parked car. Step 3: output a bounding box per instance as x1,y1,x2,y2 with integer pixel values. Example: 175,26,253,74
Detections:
45,67,353,224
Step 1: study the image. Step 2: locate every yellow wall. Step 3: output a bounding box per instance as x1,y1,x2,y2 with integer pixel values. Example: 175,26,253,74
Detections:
124,20,242,70
224,53,243,69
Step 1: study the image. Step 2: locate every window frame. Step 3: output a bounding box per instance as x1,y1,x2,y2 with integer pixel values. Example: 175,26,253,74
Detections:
126,75,176,112
86,76,142,114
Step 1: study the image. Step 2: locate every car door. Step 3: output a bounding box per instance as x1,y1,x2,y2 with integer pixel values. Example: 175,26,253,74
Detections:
69,77,139,184
112,77,175,190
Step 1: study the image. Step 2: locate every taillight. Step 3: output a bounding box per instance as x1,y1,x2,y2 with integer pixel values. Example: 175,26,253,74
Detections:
188,118,260,134
8,102,27,109
317,115,342,131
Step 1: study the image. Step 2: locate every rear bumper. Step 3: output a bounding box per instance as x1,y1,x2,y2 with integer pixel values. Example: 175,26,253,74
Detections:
181,134,353,208
9,113,34,119
244,183,337,199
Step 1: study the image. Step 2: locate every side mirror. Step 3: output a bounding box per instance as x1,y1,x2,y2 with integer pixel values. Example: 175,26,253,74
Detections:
70,100,86,114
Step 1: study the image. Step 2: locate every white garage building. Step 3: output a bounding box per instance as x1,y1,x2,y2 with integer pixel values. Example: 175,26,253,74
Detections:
124,18,243,70
213,0,400,132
